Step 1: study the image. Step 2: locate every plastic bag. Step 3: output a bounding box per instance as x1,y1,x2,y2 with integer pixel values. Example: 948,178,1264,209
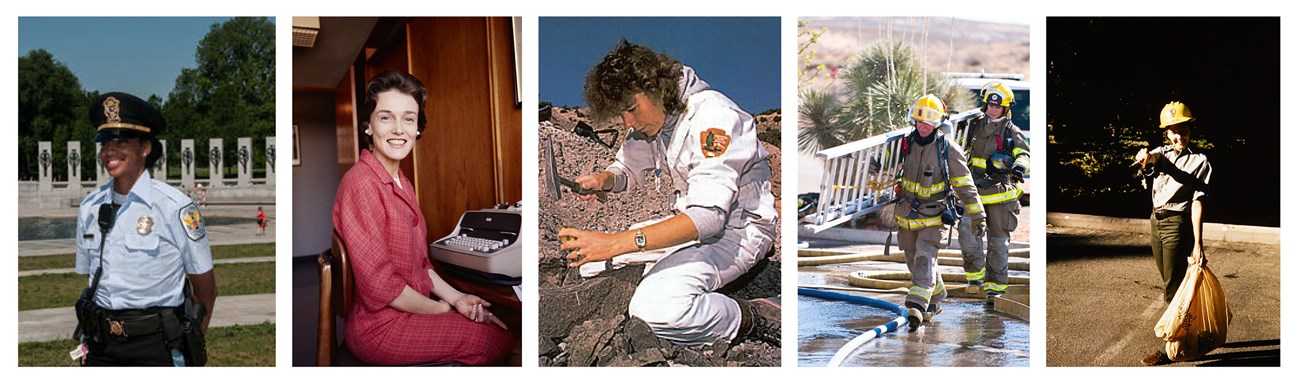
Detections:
1153,264,1232,362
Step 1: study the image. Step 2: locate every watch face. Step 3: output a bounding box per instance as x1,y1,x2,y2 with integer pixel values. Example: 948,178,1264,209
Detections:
635,232,646,247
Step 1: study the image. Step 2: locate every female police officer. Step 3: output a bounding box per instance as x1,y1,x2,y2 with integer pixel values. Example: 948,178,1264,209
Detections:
75,92,217,366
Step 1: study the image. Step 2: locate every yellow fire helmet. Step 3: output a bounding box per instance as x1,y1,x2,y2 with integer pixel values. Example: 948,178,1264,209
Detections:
981,81,1015,107
1159,101,1195,128
911,94,947,127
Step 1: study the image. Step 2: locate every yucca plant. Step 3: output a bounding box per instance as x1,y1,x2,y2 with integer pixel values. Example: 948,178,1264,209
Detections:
798,87,846,155
839,41,975,141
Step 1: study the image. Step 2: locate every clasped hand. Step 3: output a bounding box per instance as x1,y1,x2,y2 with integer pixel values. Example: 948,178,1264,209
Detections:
446,294,506,329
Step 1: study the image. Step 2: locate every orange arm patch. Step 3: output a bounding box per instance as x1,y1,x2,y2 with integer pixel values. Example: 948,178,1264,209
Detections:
700,128,731,158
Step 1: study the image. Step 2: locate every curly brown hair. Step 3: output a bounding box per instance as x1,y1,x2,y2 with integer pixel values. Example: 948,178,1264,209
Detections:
583,39,684,123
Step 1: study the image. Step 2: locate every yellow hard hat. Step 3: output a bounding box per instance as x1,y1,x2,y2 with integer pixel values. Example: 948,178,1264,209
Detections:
911,94,946,126
1159,101,1195,128
981,81,1014,107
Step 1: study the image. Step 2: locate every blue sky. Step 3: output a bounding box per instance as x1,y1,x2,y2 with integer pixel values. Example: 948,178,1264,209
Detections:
539,17,781,114
19,17,239,100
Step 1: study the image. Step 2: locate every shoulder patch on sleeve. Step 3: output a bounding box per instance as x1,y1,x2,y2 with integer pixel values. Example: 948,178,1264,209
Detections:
700,128,731,158
179,203,207,241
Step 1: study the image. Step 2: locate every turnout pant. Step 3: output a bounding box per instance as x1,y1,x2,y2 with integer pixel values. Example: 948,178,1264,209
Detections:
900,225,947,310
957,200,1019,293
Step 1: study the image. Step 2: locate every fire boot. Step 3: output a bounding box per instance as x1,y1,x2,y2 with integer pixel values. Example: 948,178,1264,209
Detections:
925,303,943,322
735,297,781,345
906,302,926,331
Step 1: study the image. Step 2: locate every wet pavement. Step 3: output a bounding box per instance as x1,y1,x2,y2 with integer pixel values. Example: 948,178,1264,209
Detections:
799,260,1031,367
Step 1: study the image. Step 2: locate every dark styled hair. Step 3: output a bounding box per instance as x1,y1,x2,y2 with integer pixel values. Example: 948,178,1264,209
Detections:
145,139,162,169
361,70,429,147
583,39,684,123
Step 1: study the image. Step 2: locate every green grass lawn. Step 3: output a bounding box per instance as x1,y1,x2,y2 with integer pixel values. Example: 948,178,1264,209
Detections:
17,322,275,366
18,243,275,271
18,262,275,311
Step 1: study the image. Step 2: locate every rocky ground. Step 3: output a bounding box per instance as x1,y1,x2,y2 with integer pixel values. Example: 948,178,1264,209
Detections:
538,106,782,366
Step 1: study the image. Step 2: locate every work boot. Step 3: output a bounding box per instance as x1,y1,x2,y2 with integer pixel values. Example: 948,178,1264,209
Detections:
905,302,926,331
1141,351,1173,366
966,281,983,295
734,297,781,345
986,291,1004,305
925,303,943,322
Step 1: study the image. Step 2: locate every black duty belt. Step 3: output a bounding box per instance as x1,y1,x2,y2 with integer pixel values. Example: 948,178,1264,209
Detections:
101,308,176,338
1153,209,1188,220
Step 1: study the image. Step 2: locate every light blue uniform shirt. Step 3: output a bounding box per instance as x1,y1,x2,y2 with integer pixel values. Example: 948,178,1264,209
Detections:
75,170,213,310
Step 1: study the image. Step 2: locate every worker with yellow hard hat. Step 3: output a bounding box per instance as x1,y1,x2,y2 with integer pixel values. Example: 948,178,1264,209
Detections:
956,81,1030,303
1134,101,1213,366
892,94,984,330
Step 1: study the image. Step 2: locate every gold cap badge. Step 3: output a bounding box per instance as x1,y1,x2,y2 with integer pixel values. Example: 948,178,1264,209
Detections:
103,96,121,124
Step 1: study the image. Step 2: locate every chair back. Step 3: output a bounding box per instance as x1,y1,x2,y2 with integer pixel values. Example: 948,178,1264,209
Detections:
330,230,356,316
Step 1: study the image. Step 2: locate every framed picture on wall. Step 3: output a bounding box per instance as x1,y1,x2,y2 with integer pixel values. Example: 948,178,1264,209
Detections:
293,124,301,166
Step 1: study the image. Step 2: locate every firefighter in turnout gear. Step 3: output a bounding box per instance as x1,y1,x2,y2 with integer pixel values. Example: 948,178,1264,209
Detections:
956,81,1029,303
892,94,985,330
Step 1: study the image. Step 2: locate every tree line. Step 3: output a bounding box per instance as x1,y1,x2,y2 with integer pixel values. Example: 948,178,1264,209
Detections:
17,17,275,182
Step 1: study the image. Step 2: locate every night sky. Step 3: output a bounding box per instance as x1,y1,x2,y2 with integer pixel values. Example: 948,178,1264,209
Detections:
1048,17,1279,226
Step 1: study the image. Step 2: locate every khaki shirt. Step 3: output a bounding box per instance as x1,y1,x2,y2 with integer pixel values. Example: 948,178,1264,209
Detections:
1145,145,1212,212
893,131,985,230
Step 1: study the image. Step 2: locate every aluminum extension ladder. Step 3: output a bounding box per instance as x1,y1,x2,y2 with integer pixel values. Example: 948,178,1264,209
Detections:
803,108,984,233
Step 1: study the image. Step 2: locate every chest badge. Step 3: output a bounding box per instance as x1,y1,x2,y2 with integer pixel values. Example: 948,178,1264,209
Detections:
136,215,154,235
700,128,731,159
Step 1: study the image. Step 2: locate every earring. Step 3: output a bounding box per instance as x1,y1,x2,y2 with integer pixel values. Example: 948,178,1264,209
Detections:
365,129,371,135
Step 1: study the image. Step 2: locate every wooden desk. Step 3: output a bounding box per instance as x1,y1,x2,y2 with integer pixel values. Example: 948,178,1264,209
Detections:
430,260,522,331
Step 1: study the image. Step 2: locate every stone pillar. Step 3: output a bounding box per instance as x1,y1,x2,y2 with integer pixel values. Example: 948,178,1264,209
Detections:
208,138,224,188
154,139,168,181
236,137,252,186
265,136,276,185
95,143,109,185
181,139,196,190
67,141,83,196
38,141,52,192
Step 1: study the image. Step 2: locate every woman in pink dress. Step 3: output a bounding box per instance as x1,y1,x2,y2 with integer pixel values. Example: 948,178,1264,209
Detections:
332,70,510,365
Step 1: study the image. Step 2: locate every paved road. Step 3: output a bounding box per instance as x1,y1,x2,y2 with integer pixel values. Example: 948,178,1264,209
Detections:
1046,225,1280,366
19,220,276,257
18,293,276,343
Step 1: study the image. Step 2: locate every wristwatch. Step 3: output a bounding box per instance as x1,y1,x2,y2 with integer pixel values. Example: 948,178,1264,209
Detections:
634,229,647,252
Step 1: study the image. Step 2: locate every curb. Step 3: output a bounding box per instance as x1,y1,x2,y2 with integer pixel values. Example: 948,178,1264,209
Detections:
1046,212,1278,245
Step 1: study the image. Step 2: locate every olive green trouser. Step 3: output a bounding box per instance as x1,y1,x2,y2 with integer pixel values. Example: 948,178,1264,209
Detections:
1151,211,1192,303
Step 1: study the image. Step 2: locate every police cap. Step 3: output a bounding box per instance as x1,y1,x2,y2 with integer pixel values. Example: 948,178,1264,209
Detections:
90,92,166,143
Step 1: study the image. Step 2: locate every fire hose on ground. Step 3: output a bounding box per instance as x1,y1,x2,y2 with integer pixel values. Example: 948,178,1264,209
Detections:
798,287,908,367
798,246,1031,366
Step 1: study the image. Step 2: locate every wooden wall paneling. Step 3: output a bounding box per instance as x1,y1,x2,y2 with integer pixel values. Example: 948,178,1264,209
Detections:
487,16,523,205
334,66,358,177
407,17,499,243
